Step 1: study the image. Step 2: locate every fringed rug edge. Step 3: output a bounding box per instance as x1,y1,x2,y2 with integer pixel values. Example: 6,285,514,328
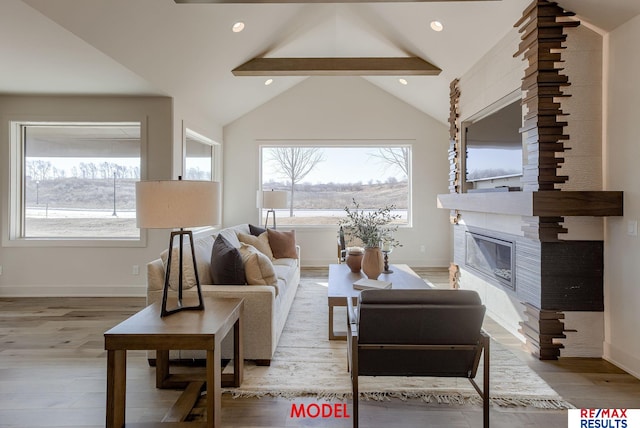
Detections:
222,389,575,410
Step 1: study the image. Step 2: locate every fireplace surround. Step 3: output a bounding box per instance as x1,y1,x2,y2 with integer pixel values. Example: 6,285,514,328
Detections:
454,224,605,359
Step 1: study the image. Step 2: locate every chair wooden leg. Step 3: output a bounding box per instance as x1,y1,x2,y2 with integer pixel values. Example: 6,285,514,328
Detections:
351,369,358,428
347,321,359,427
483,336,490,428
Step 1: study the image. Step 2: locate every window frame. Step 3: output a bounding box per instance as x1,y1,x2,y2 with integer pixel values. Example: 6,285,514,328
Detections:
258,140,413,229
3,118,148,248
182,126,221,182
181,124,222,235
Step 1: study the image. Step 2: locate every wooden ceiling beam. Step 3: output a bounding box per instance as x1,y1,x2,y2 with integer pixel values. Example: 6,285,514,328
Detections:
178,0,497,3
232,57,441,76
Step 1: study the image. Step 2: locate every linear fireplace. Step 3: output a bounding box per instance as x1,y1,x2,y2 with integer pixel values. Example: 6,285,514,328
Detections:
465,232,515,291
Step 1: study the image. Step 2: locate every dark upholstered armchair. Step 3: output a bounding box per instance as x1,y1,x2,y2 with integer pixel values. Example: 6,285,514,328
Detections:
347,289,490,428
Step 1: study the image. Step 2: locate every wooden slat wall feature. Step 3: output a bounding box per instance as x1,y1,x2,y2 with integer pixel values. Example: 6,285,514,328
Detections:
519,303,565,360
449,263,460,289
448,78,461,198
514,0,580,242
515,0,580,193
232,57,441,76
521,216,568,242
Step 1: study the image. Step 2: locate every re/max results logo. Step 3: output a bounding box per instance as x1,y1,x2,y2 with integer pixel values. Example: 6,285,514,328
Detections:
568,409,640,428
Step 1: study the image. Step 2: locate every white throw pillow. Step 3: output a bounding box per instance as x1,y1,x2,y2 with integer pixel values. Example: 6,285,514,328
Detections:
238,243,278,291
160,235,214,290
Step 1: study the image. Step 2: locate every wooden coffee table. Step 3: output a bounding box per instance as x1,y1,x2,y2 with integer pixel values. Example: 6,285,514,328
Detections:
104,297,243,428
327,263,432,340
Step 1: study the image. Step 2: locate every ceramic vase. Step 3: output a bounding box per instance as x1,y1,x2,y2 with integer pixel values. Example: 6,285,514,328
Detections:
346,251,364,273
362,247,384,279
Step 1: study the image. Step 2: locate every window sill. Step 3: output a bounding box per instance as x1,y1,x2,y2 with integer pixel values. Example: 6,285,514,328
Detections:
2,236,146,248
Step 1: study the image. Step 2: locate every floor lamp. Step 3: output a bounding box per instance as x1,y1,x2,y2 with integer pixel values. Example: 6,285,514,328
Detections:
136,179,221,317
259,190,288,229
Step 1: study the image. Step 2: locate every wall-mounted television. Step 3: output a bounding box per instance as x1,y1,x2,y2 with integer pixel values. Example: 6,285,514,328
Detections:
465,100,523,182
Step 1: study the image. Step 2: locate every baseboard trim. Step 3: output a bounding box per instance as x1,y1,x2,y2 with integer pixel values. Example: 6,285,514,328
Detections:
301,258,450,268
0,284,146,297
604,341,640,380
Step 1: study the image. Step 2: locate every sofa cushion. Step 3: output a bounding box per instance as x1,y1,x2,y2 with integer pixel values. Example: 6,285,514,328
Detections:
210,235,245,285
272,257,298,268
237,232,274,259
267,229,297,259
249,224,267,236
217,227,242,249
238,243,278,291
160,234,214,290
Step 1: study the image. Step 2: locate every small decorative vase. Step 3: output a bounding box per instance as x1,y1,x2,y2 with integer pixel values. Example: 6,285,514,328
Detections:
362,247,384,279
346,249,364,273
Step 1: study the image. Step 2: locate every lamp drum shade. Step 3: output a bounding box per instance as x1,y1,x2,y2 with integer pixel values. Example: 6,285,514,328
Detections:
136,180,221,229
261,190,288,209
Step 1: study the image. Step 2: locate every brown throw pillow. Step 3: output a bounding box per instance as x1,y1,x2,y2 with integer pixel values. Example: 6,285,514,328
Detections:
267,229,297,259
237,232,274,259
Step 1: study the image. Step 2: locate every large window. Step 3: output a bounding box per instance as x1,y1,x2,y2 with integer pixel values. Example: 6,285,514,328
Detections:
184,128,218,181
13,122,141,240
260,144,411,226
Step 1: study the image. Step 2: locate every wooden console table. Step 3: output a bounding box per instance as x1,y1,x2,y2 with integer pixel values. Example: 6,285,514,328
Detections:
104,297,243,428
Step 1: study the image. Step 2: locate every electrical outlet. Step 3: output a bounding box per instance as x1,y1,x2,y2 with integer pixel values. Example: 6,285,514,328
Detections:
132,265,140,275
420,245,426,253
628,220,638,237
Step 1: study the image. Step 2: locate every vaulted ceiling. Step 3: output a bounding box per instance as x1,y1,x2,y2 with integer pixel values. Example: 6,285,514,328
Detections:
2,0,640,127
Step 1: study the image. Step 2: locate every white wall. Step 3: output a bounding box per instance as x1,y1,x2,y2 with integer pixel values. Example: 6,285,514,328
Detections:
561,24,606,240
458,28,525,125
603,14,640,378
173,99,223,179
456,28,526,327
0,95,173,296
457,26,525,235
223,76,450,267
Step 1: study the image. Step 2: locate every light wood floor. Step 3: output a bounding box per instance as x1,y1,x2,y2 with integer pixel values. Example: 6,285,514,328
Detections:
0,267,639,427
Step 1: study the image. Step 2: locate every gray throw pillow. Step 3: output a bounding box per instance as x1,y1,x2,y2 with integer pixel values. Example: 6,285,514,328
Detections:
210,235,245,285
249,224,267,236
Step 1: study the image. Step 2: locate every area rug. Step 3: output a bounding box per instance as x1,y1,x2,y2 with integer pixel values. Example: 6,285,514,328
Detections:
222,279,574,409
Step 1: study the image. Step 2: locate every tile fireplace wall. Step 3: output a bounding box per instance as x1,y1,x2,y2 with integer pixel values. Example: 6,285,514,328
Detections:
454,224,605,359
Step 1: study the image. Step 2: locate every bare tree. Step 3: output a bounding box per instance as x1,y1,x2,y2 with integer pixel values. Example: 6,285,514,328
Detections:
268,147,325,216
29,160,52,181
52,167,66,179
87,163,98,179
79,162,89,178
370,147,410,178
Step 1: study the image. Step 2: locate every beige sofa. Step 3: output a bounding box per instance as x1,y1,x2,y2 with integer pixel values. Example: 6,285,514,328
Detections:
146,224,300,365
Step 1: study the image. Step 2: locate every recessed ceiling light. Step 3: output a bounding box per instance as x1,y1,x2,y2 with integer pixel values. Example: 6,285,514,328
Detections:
398,78,408,86
232,22,245,33
430,20,444,32
264,79,274,86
